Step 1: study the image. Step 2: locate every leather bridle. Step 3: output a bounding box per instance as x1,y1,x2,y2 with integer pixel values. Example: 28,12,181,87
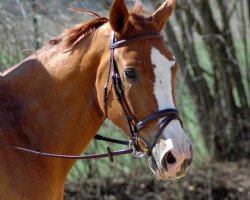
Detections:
0,31,182,162
99,31,182,157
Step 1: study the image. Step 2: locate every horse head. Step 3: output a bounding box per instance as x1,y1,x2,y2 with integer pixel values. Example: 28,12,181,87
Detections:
96,0,193,180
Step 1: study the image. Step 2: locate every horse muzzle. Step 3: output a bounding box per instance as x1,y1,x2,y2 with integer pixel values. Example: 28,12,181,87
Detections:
148,121,193,180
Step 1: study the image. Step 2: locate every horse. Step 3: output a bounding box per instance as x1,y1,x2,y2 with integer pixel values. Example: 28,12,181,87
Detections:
0,0,193,199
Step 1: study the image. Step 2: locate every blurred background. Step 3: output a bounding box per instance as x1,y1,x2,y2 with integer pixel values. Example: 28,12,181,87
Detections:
0,0,249,199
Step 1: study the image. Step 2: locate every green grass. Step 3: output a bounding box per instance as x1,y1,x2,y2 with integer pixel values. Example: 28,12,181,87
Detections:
0,53,25,71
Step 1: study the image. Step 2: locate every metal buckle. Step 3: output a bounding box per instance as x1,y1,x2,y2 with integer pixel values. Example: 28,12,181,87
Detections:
128,138,147,158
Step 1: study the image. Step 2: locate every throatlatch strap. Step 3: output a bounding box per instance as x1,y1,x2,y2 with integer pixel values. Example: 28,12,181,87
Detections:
94,134,129,145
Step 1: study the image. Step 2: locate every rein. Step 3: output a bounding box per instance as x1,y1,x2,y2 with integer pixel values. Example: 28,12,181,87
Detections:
0,31,182,162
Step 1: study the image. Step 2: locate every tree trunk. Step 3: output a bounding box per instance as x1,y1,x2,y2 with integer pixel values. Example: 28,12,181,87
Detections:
164,0,250,161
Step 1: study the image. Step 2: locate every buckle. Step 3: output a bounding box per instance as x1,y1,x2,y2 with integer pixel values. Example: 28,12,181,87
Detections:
128,138,148,158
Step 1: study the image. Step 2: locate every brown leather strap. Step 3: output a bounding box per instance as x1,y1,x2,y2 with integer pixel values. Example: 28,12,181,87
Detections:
136,109,181,131
0,140,132,162
110,33,163,49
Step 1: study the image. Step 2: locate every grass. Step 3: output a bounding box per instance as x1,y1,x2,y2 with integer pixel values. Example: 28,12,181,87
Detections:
0,53,25,71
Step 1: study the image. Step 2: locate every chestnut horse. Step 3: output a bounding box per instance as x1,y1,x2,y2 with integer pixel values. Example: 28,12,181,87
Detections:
0,0,192,199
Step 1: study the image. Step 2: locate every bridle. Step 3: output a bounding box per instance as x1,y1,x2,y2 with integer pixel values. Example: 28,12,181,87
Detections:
100,31,182,157
0,31,182,162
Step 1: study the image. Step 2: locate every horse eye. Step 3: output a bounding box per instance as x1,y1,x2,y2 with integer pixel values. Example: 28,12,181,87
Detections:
124,68,137,79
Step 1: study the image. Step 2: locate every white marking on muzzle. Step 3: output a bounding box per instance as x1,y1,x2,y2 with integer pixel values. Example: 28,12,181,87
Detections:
151,47,191,160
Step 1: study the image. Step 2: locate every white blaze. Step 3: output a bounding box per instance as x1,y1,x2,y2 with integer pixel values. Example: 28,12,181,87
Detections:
151,47,191,169
151,47,176,110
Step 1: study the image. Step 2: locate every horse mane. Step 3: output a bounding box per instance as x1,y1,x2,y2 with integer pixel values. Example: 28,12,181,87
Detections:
58,17,108,51
50,0,144,51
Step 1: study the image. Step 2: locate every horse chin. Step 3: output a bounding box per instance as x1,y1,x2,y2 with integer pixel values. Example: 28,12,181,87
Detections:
148,156,168,180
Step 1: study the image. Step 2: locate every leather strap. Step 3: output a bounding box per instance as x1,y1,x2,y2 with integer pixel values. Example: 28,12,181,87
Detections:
110,33,163,49
136,109,180,131
0,140,131,163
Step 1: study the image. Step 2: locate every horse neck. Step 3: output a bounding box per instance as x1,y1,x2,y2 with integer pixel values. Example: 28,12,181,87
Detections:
1,29,108,162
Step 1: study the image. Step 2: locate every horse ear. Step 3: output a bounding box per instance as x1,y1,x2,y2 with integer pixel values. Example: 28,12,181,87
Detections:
150,0,176,32
109,0,129,34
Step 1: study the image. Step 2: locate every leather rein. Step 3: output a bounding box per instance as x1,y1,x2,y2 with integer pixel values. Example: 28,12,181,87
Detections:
0,32,182,162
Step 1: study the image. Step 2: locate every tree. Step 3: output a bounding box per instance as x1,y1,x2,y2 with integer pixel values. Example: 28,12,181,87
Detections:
163,0,250,161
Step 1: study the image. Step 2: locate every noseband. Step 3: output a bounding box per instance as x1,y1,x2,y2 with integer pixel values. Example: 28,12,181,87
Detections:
101,32,182,157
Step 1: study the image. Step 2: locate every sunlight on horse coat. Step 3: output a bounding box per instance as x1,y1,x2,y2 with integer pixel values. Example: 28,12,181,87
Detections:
0,0,192,199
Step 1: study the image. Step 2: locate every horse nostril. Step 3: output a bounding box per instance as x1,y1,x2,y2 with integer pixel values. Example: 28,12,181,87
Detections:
166,151,176,164
161,151,177,171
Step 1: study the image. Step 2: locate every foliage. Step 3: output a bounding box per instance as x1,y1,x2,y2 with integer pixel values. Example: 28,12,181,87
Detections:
0,53,24,71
